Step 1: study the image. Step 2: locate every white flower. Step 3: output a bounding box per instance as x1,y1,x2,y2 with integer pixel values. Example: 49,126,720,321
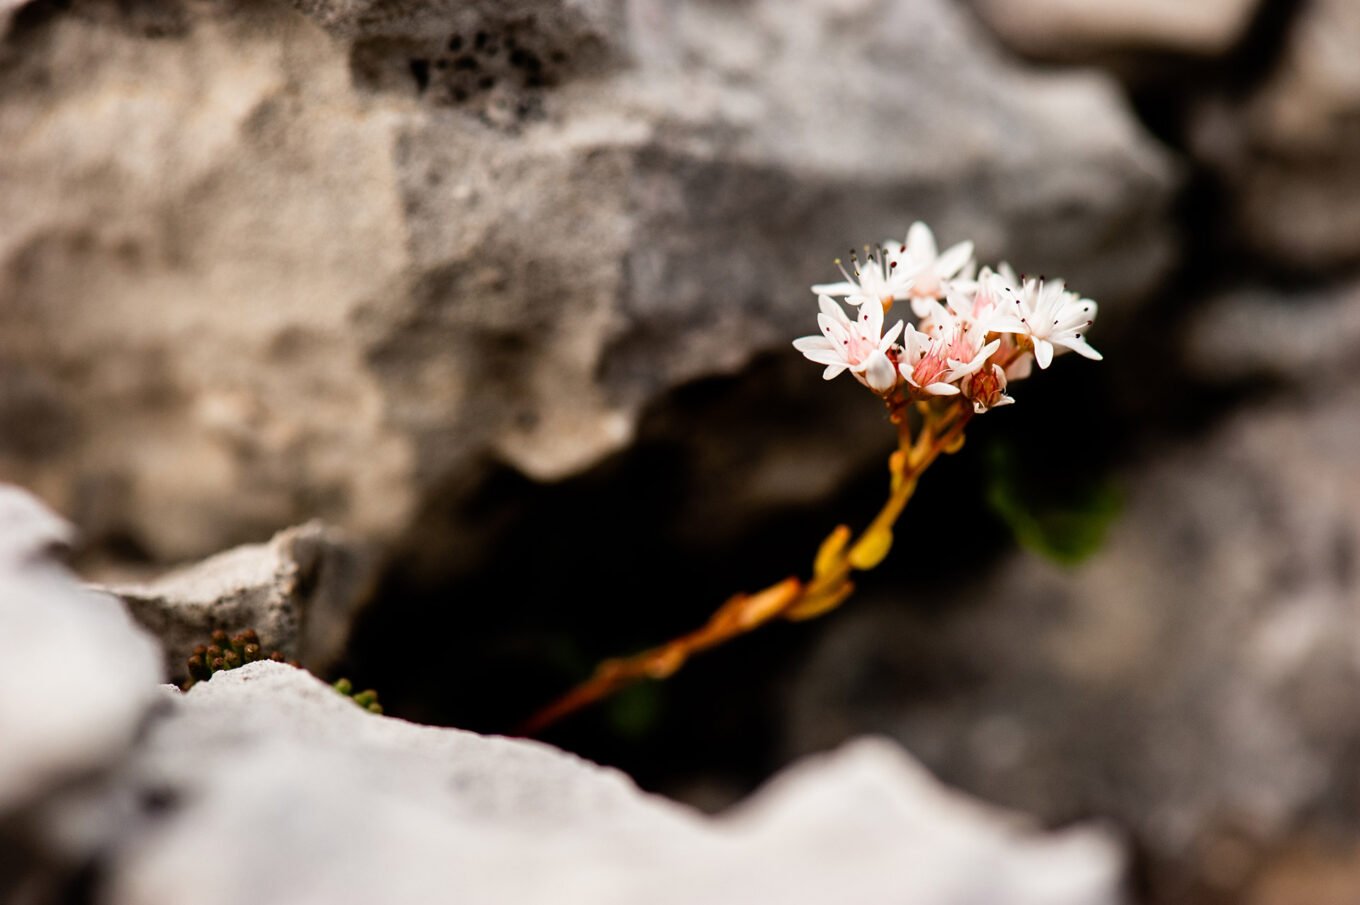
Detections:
900,324,958,396
945,265,1013,333
991,277,1101,369
899,312,1000,398
811,245,914,308
887,222,975,317
793,294,904,394
960,363,1015,414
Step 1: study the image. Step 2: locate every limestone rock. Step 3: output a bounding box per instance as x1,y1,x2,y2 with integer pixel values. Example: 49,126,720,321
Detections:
105,662,1124,905
784,382,1360,900
98,521,375,678
0,0,28,35
0,485,163,815
0,0,1177,562
970,0,1261,60
1183,278,1360,386
1191,0,1360,270
0,487,1123,904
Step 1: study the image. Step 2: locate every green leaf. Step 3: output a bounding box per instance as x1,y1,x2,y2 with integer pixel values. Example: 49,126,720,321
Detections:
605,680,663,740
985,442,1123,566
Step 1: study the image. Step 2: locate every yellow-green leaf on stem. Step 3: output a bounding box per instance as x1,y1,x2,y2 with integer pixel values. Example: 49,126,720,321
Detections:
814,524,852,578
847,525,893,570
785,580,854,621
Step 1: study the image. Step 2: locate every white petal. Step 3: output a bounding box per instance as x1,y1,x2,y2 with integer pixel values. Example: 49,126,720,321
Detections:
811,281,858,297
925,382,961,396
880,320,905,348
945,357,986,381
1034,339,1054,369
818,312,855,344
935,240,975,279
989,317,1028,335
910,296,938,320
822,364,847,380
906,221,937,260
818,294,851,324
858,298,884,337
1055,335,1103,360
800,349,845,366
792,336,835,353
863,350,899,393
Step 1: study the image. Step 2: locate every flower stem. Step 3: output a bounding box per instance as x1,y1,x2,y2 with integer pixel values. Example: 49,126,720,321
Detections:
517,396,973,737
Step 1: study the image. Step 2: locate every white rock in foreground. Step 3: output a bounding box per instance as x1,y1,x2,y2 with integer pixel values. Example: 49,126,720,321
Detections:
110,662,1123,905
0,485,163,814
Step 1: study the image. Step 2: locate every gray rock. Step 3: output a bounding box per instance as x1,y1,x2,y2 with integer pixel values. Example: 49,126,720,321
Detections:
105,662,1124,905
0,0,1177,562
1183,278,1360,386
0,485,163,816
1191,0,1360,270
970,0,1260,60
98,521,376,679
783,382,1360,900
0,0,27,37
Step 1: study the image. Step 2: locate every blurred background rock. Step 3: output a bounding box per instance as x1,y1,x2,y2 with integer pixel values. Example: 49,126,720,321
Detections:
2,1,1358,903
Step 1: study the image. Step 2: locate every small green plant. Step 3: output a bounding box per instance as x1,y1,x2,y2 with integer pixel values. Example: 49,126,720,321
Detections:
183,629,382,715
183,628,297,690
332,677,384,714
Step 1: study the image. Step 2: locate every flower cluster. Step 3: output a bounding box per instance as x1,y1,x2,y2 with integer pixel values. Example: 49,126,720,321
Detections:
793,222,1102,412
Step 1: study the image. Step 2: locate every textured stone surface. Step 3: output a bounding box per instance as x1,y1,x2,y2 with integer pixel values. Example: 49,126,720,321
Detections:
103,662,1124,905
99,521,376,678
1183,278,1360,385
1191,0,1360,270
0,485,162,815
970,0,1260,59
0,492,1125,905
0,0,1177,562
783,382,1360,900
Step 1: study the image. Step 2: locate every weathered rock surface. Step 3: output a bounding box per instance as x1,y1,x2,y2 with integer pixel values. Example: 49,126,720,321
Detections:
970,0,1260,60
0,485,162,815
783,381,1360,900
0,492,1126,905
1191,0,1360,270
1183,278,1360,385
0,0,26,35
0,0,1177,562
101,662,1124,905
99,521,375,678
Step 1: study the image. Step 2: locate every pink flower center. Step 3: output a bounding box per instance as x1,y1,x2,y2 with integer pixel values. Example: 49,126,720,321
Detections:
911,349,950,388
